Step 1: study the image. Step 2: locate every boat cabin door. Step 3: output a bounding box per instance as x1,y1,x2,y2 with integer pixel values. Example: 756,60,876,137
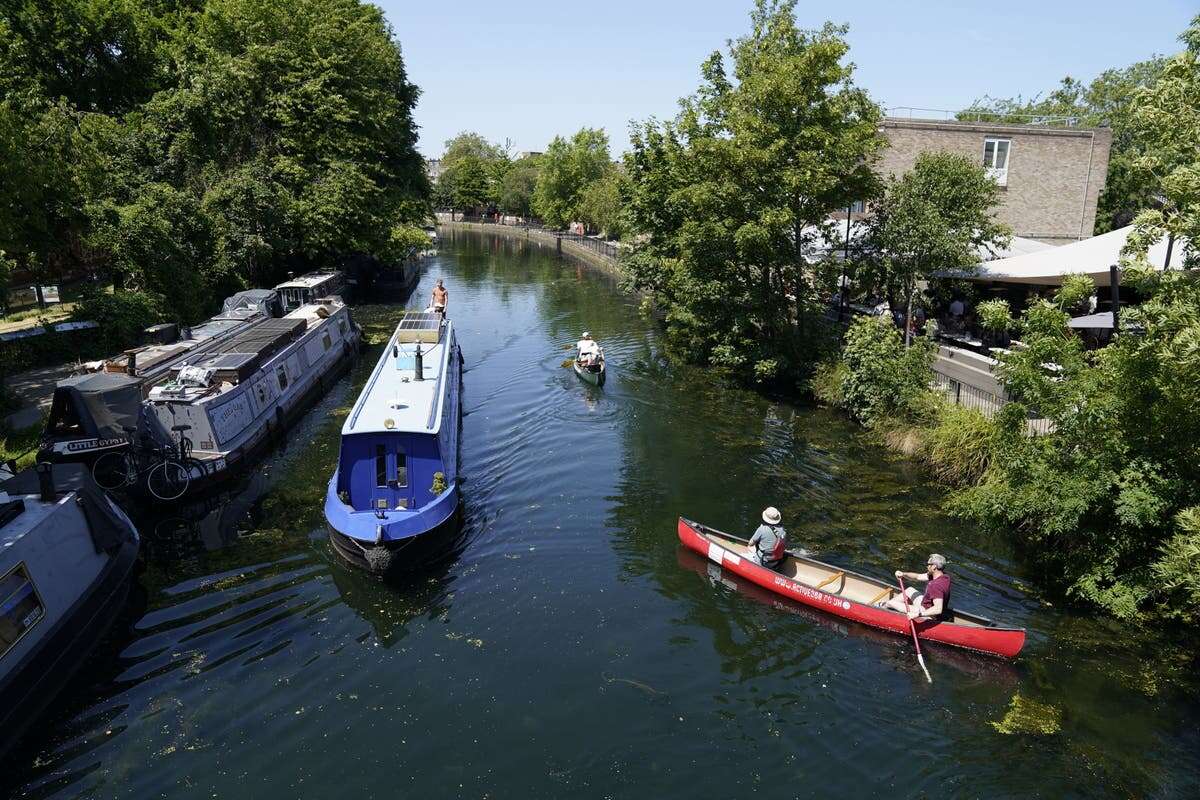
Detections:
371,442,411,511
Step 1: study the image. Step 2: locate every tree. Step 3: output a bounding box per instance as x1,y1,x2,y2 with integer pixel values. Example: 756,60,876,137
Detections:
624,0,883,384
861,152,1010,344
498,157,540,217
533,128,611,228
1124,14,1200,266
961,59,1168,234
578,169,627,239
437,131,508,213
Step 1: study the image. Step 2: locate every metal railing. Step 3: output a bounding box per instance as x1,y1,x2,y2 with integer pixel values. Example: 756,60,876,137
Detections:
931,369,1054,436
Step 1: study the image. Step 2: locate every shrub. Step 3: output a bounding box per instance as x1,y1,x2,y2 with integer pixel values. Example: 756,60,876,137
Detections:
72,289,165,352
1054,274,1096,316
976,299,1014,332
924,405,996,486
839,316,935,426
1150,507,1200,624
809,360,847,406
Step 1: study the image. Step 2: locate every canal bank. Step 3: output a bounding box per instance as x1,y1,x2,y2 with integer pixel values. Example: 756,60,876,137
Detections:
3,230,1197,800
436,219,622,276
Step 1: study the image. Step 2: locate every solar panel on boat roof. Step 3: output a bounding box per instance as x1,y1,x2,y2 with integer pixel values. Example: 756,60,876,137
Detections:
396,312,442,343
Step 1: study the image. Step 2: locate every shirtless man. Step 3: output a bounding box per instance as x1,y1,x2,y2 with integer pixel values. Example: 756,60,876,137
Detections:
430,279,448,318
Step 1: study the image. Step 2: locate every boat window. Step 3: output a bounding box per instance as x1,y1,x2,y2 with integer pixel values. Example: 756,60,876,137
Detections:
276,365,288,391
395,447,408,487
322,332,332,351
375,444,387,486
0,564,45,657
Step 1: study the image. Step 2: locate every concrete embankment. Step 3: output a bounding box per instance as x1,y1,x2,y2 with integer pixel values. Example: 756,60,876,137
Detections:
436,221,621,277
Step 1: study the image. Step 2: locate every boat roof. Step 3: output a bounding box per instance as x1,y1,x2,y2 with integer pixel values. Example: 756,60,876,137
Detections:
343,313,453,436
274,271,342,290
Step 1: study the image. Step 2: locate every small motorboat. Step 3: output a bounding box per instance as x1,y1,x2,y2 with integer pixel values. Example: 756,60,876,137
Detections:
573,347,605,386
677,517,1025,658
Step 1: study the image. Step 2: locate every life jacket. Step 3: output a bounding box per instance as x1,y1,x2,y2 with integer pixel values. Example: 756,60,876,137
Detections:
759,525,786,563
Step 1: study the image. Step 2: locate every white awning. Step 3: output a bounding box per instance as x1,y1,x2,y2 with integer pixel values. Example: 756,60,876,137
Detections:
967,226,1186,287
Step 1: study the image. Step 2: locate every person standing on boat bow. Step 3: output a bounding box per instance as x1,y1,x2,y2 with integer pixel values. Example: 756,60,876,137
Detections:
884,554,951,621
746,507,787,570
431,279,448,319
577,332,600,367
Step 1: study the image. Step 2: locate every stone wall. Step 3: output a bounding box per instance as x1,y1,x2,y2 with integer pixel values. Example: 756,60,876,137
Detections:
880,119,1112,245
436,221,622,276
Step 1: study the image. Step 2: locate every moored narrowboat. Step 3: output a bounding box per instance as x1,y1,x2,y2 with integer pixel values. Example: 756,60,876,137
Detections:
0,463,140,759
324,311,463,573
141,297,361,496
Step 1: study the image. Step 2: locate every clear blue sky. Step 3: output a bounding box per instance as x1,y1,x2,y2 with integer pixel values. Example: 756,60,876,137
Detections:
378,0,1195,158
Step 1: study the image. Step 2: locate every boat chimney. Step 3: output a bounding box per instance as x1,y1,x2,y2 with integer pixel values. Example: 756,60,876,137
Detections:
36,462,55,501
414,345,424,381
126,351,137,376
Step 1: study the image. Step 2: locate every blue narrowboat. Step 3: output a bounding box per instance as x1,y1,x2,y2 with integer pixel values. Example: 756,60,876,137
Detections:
324,312,462,572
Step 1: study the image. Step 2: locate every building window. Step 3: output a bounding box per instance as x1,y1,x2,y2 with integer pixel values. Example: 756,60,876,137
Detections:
849,200,865,213
983,138,1011,186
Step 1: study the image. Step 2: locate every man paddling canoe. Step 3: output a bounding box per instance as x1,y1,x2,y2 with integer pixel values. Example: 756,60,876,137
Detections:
883,554,951,621
746,507,787,571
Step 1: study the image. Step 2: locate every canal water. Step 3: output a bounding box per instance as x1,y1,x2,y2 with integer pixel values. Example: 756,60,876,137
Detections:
5,230,1198,799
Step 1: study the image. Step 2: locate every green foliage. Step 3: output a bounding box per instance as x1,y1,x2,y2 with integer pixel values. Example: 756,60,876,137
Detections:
860,152,1009,331
0,249,12,311
385,224,430,262
809,360,847,407
1054,274,1096,316
437,132,509,213
990,694,1062,736
577,169,627,239
533,128,611,228
924,405,996,486
1150,507,1200,624
498,158,540,217
1124,14,1200,267
976,299,1014,333
623,1,882,385
0,0,429,319
951,266,1200,622
72,288,164,351
837,316,935,426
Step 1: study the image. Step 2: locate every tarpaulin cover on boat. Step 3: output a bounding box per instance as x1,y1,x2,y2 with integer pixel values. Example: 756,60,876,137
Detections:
45,373,143,440
221,289,280,318
1,463,133,553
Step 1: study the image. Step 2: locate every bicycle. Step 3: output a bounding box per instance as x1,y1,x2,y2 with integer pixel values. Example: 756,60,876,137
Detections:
92,425,205,502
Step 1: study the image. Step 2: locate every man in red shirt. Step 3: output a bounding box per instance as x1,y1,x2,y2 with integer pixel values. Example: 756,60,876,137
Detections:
884,554,951,621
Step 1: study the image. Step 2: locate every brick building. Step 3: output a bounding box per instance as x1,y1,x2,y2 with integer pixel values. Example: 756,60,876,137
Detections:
879,118,1113,245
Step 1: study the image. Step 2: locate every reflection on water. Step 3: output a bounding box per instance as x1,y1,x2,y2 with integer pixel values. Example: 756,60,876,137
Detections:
3,230,1198,799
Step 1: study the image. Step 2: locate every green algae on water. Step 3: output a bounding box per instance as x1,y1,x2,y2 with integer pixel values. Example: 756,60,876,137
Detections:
990,693,1062,735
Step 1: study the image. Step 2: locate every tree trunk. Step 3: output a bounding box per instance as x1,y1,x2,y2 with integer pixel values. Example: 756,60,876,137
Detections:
904,285,914,348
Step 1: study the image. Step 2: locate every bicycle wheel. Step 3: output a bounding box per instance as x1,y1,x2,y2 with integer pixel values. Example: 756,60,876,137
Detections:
92,451,132,491
147,460,190,501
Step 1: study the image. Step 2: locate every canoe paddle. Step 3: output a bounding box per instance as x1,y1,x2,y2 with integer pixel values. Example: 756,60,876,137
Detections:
898,576,933,684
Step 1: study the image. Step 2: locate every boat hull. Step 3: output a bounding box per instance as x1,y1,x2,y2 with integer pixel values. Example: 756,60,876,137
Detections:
573,360,605,386
677,517,1025,659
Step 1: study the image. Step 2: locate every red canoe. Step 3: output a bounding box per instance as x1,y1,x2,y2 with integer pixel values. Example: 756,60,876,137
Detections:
677,517,1026,659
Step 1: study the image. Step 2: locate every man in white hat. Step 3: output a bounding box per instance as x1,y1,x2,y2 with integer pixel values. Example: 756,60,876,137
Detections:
577,331,600,367
747,507,787,570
